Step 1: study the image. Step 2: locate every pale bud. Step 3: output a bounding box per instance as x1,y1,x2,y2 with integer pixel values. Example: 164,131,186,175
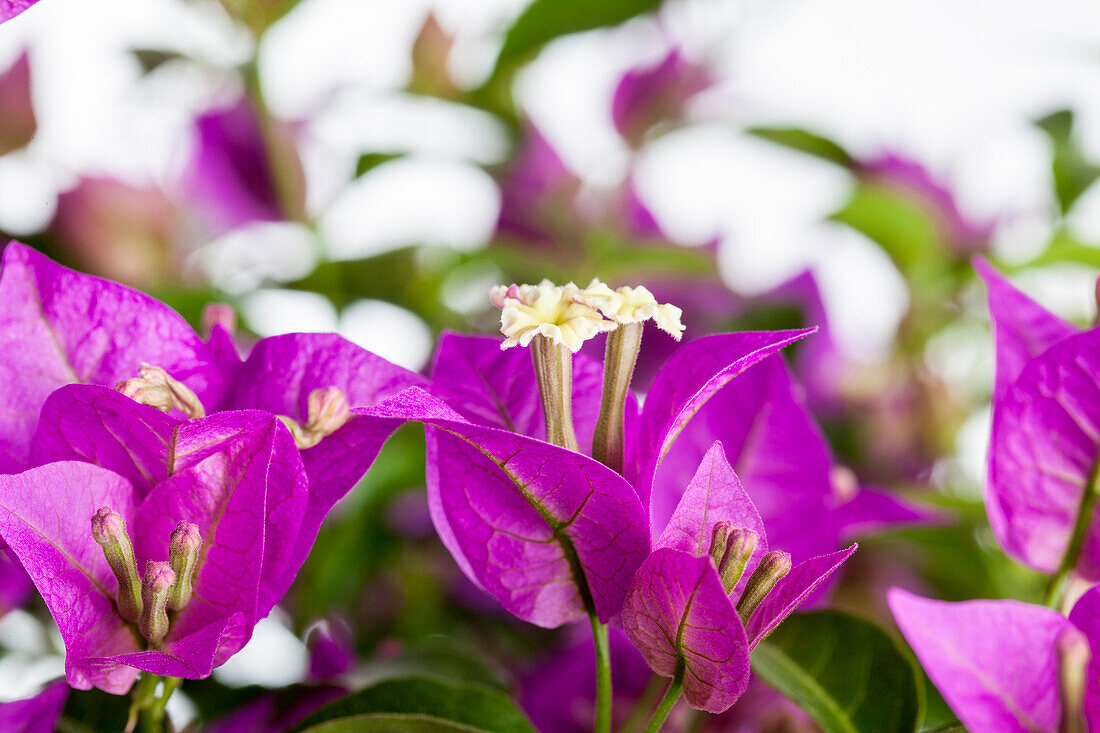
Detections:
167,522,202,611
139,561,176,645
709,524,759,594
116,363,205,419
1058,628,1090,733
735,550,792,623
91,507,143,624
280,387,351,449
201,302,237,337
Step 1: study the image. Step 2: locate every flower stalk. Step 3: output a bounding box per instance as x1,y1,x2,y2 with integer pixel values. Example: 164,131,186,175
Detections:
1043,459,1100,609
640,664,684,733
125,673,181,733
592,322,643,473
531,334,579,451
590,614,612,733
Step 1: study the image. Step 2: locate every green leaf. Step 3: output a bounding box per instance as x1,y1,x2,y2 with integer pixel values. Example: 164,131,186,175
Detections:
289,676,536,733
746,126,853,166
356,152,403,179
1024,227,1100,270
751,610,924,733
1036,109,1100,214
493,0,663,73
830,181,950,277
298,714,501,732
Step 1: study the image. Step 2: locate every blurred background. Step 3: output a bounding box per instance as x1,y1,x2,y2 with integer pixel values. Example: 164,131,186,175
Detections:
3,0,1100,729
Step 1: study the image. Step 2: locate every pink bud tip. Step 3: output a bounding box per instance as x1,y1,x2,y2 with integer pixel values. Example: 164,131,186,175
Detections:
91,506,126,543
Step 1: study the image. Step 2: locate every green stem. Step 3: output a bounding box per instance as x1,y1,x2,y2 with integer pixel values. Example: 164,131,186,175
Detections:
1043,458,1100,608
532,335,578,451
124,674,181,733
640,671,683,733
142,676,181,733
124,673,159,733
591,614,612,733
592,323,643,474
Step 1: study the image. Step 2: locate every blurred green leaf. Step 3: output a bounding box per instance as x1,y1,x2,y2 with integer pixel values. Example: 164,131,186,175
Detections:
131,49,183,74
752,611,924,733
61,688,130,732
747,126,854,166
356,153,403,179
1023,227,1100,270
831,182,949,277
290,676,536,733
1036,109,1100,215
493,0,663,74
297,715,504,732
358,639,509,691
470,0,663,121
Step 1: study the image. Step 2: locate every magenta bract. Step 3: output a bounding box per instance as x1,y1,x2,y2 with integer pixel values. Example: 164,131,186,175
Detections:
0,1,39,25
611,49,711,147
373,388,650,627
0,243,227,473
0,241,424,503
622,548,750,713
622,443,855,713
889,588,1097,733
424,323,870,630
0,409,308,693
977,259,1100,577
182,99,303,233
0,680,69,733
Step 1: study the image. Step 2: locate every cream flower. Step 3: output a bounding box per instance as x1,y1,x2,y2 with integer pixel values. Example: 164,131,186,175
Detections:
491,279,617,353
577,279,685,340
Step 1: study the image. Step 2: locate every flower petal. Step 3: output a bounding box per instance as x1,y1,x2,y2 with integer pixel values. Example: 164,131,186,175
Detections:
378,388,650,627
988,329,1100,577
0,680,69,733
974,256,1077,402
646,353,838,564
621,548,750,713
889,589,1069,733
0,242,225,472
0,462,142,693
130,414,308,664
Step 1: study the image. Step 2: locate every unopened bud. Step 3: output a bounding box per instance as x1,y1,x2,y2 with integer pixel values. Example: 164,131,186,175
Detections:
91,507,143,624
735,550,792,623
139,561,176,646
201,302,237,338
116,363,205,419
709,524,759,594
308,387,350,434
280,386,351,449
1058,628,1090,733
167,522,202,611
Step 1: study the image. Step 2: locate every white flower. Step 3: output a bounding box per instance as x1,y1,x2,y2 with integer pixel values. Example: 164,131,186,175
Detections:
577,279,684,340
491,279,617,353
